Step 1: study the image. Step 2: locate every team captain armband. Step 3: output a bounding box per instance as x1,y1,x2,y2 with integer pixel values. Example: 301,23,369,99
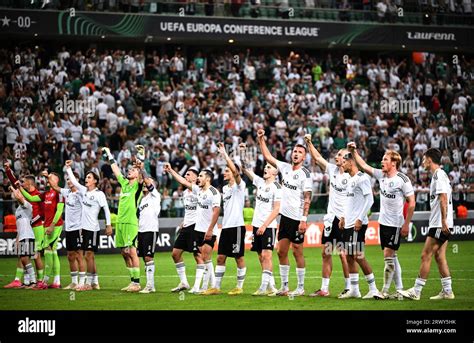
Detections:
146,183,155,192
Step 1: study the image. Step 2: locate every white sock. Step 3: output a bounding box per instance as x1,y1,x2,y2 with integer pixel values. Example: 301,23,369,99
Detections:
92,273,99,285
260,270,272,291
269,274,276,290
71,271,78,284
279,264,290,289
237,267,247,289
23,270,30,285
215,265,226,290
349,273,359,294
146,261,155,288
202,260,214,290
321,277,330,292
344,277,350,290
441,276,452,294
43,275,50,284
25,264,36,284
414,277,426,296
175,262,188,286
53,275,61,285
393,255,403,290
193,264,205,290
383,257,395,293
86,273,93,285
296,268,305,290
365,273,377,292
78,272,86,286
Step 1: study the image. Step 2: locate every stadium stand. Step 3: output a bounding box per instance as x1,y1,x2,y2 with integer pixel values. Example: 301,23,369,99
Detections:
0,43,472,221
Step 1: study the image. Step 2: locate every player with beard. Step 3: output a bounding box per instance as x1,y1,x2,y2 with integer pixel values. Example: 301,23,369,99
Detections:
257,129,312,297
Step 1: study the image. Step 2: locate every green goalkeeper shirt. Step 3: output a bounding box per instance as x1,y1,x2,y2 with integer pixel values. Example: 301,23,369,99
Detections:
117,174,142,227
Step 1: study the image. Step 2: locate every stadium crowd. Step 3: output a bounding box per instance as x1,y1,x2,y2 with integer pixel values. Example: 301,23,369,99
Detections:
0,45,473,221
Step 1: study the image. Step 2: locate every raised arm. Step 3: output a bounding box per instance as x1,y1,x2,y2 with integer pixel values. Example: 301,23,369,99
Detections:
218,142,242,185
347,142,374,176
239,143,256,182
141,168,160,198
163,163,192,190
304,134,328,171
65,160,87,194
11,187,25,206
4,161,20,188
20,187,41,202
256,129,277,168
102,147,123,180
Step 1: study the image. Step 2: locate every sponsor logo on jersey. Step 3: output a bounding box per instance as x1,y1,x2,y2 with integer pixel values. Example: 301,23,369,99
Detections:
381,190,396,199
198,202,209,209
256,194,270,203
330,182,345,193
282,180,298,190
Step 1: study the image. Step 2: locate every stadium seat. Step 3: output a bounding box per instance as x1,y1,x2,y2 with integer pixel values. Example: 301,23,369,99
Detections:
3,214,16,233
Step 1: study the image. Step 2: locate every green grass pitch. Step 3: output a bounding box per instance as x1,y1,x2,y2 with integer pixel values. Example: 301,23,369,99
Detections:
0,241,473,310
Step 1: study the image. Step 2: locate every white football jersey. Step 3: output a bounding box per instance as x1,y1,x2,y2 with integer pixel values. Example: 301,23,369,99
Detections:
182,188,198,228
138,188,161,233
15,201,35,241
326,163,350,220
276,160,312,221
344,172,374,228
67,168,110,232
373,169,414,228
60,188,83,232
222,180,246,229
192,185,220,234
252,176,282,229
429,168,454,229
